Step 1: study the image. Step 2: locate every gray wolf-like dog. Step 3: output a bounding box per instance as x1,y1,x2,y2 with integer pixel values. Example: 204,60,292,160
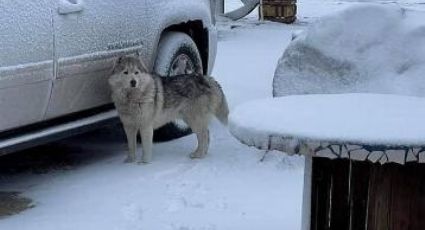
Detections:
109,56,229,163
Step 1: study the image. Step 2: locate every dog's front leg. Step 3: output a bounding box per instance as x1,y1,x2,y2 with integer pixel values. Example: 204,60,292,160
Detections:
123,125,138,163
139,125,153,164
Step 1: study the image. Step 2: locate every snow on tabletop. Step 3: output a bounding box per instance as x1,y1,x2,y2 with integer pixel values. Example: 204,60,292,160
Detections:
230,93,425,148
273,4,425,98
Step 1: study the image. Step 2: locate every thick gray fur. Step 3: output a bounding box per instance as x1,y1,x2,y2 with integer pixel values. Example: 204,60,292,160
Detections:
109,56,229,163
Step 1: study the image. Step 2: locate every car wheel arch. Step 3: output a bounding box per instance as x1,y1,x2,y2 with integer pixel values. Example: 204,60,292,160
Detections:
157,20,209,75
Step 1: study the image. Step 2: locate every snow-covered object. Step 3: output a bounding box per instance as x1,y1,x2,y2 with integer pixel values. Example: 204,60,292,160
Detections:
229,94,425,164
224,0,259,20
273,4,425,97
57,0,85,15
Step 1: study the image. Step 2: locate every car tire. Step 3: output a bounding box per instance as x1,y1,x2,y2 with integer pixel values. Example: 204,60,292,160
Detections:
153,32,204,142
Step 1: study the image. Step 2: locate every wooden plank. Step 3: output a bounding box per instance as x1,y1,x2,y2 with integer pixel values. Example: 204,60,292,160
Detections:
367,165,391,230
311,159,425,230
349,161,370,230
367,163,425,230
408,164,425,230
329,160,350,230
311,158,333,230
389,165,411,230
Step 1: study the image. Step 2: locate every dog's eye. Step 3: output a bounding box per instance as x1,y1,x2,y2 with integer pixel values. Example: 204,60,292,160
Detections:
123,71,129,75
134,71,139,75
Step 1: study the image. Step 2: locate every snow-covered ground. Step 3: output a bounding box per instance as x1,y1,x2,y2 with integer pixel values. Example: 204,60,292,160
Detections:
0,25,304,226
1,0,425,229
0,4,303,230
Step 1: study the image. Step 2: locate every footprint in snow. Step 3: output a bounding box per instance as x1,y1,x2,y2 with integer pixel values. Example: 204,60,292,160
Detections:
122,203,143,221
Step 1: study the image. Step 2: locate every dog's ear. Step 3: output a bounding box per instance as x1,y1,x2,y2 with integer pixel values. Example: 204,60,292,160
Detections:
137,58,149,73
111,56,123,74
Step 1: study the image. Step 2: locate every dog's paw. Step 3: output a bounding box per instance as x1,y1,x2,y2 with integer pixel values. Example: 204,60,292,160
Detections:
189,152,205,159
137,160,151,165
124,157,136,163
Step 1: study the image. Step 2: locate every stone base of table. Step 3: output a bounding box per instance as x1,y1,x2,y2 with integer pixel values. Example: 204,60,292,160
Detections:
303,156,425,230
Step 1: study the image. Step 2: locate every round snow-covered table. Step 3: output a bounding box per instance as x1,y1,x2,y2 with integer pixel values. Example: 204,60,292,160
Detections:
230,93,425,164
229,93,425,230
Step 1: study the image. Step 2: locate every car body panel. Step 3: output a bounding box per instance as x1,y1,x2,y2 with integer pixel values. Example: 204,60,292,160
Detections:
144,0,215,70
0,1,54,132
45,0,149,119
207,26,218,75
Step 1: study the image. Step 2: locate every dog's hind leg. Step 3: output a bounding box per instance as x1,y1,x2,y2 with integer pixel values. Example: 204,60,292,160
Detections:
189,125,210,159
183,115,210,158
123,125,138,163
139,125,153,164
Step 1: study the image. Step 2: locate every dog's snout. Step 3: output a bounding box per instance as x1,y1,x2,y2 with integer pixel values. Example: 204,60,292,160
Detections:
130,79,137,88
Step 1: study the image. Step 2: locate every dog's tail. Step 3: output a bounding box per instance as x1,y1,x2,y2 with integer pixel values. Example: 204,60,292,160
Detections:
204,76,229,125
215,84,229,126
216,94,229,125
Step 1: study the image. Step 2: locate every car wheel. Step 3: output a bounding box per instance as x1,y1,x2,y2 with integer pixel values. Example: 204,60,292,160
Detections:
153,32,204,142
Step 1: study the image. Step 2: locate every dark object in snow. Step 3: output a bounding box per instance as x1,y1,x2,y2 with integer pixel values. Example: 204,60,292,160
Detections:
260,0,297,24
0,191,34,218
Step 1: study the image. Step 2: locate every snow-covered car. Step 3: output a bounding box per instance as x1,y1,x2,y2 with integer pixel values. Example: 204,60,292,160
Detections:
0,0,217,154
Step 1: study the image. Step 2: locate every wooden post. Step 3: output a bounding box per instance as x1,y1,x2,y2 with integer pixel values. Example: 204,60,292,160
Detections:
301,156,312,230
214,0,224,15
367,163,425,230
259,0,264,21
309,158,425,230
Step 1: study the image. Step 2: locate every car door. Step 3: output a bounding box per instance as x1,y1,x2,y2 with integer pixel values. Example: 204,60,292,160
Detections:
0,1,54,132
45,0,148,119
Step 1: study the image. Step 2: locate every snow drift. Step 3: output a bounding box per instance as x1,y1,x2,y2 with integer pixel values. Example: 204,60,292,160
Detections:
273,4,425,97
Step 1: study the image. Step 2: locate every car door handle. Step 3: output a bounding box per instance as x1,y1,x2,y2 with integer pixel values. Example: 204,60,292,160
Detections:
58,0,84,15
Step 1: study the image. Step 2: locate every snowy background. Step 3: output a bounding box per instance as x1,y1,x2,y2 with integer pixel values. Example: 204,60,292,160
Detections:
1,0,424,229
